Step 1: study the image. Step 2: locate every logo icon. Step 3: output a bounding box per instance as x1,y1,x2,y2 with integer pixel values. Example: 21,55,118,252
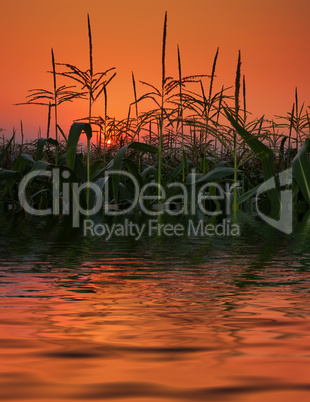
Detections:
255,168,293,234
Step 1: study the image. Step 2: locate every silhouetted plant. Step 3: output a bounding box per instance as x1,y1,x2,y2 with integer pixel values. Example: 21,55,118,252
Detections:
56,14,116,124
16,48,84,164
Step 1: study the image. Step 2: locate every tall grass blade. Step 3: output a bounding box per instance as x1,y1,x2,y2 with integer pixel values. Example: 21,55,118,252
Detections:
88,13,93,123
158,11,168,201
209,47,219,101
57,124,68,143
233,51,241,215
0,131,15,164
51,48,59,165
243,74,246,124
132,72,140,142
235,50,241,121
177,45,185,182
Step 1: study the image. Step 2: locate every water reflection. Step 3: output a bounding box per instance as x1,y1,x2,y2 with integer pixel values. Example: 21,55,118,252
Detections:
0,215,310,401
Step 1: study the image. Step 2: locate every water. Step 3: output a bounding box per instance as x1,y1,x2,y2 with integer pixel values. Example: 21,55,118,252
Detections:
1,215,310,401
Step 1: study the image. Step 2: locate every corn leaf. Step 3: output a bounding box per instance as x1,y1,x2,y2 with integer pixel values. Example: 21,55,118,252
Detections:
67,122,92,170
110,141,158,204
225,108,281,218
292,138,310,205
36,138,58,161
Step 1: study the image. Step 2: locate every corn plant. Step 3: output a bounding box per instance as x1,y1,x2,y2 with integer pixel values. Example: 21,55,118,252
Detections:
16,48,84,164
56,14,116,124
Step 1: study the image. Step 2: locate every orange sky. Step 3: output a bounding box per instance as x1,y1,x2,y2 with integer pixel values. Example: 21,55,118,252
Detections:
1,0,310,140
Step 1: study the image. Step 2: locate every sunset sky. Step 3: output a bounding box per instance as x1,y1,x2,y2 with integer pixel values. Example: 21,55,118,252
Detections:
1,0,310,140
